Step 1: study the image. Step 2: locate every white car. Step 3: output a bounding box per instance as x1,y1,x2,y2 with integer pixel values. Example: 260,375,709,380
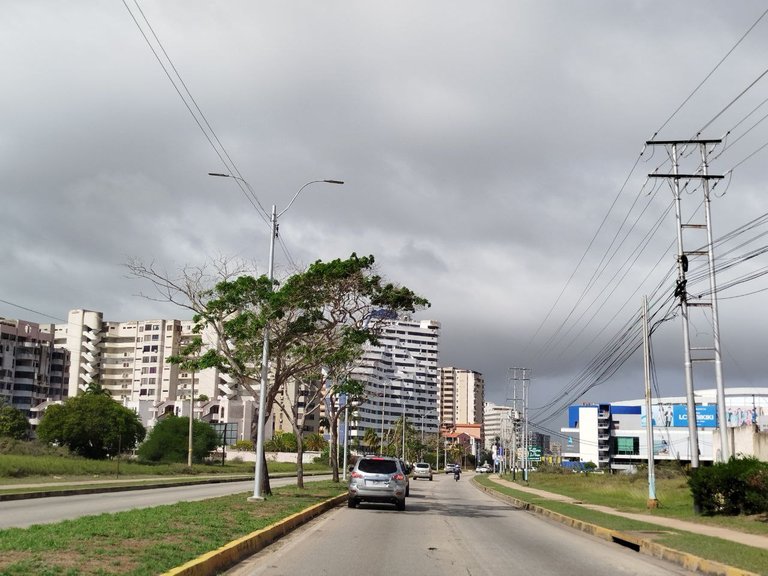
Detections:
475,464,491,473
412,462,433,481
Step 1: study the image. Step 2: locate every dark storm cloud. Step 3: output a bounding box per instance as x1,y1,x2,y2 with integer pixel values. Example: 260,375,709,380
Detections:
3,1,768,425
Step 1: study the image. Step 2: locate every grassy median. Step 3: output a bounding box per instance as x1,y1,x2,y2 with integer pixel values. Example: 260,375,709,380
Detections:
0,480,346,576
475,474,768,576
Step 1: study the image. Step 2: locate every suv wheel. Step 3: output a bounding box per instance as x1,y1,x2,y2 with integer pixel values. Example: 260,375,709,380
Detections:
396,500,406,511
347,498,357,509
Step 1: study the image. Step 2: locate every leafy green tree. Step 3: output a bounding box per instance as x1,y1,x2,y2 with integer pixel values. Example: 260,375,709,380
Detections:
0,404,29,440
37,395,145,459
137,416,219,463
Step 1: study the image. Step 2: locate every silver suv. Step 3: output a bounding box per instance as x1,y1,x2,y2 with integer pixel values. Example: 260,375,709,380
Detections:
348,456,408,511
412,462,433,481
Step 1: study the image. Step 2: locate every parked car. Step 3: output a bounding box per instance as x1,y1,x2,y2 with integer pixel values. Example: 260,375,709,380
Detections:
348,456,408,511
475,464,492,473
445,463,460,474
412,462,433,481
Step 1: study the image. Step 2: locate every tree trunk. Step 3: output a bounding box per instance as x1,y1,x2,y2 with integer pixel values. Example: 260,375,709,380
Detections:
330,411,339,482
262,449,272,496
295,417,305,489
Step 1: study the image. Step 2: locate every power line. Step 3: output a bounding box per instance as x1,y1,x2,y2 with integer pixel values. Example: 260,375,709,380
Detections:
121,0,270,227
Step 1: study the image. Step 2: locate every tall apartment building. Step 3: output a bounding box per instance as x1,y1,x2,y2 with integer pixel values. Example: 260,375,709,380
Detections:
0,318,69,420
42,310,221,403
483,402,513,450
439,367,484,429
348,317,440,448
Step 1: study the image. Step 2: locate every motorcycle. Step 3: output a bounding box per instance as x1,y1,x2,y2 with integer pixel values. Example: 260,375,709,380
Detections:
454,469,461,481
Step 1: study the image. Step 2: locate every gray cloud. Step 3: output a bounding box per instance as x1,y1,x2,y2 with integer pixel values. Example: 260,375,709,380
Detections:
3,1,768,429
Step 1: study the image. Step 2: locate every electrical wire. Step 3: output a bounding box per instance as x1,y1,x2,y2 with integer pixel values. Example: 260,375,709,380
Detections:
652,6,768,140
121,0,271,227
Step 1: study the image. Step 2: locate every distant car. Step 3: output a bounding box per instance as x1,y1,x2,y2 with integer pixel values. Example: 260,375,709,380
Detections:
475,464,491,473
348,456,408,511
445,463,460,474
412,462,433,481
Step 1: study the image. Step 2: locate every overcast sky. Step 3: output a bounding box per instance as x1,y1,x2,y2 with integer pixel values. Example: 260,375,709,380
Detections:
3,2,768,433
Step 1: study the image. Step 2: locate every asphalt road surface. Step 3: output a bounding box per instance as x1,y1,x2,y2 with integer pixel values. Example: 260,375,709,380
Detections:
226,474,697,576
0,476,327,529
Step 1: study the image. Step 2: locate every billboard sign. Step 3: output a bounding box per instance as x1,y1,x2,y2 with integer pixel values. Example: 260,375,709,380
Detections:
642,404,717,428
672,404,717,428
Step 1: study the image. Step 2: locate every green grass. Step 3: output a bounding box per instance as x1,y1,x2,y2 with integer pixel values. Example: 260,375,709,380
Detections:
0,453,330,486
0,480,346,576
475,475,768,576
500,471,768,536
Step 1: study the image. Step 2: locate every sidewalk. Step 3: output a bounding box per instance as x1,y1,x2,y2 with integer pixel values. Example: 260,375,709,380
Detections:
487,474,768,551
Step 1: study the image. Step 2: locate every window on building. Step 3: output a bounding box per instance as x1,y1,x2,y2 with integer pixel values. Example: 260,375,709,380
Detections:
613,436,639,455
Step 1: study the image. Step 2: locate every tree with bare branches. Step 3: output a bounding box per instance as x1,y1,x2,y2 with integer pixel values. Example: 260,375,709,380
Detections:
128,253,429,494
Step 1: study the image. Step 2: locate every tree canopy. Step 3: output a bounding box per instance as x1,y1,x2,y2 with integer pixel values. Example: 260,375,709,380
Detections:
0,404,28,440
137,416,219,463
130,252,430,490
37,395,145,459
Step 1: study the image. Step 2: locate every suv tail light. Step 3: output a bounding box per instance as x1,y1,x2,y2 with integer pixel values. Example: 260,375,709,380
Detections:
351,471,364,479
391,473,405,481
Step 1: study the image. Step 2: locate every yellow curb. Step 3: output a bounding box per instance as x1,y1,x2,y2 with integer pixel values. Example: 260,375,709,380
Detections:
162,493,347,576
473,480,759,576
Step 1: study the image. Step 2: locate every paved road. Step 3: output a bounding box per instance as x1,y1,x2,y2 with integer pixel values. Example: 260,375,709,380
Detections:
0,476,329,529
226,473,697,576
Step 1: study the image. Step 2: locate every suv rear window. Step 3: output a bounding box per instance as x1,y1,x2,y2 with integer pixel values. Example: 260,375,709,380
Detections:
358,459,398,474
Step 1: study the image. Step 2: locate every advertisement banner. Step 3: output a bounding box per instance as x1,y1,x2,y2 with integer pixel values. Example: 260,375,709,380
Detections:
672,404,717,428
642,404,717,428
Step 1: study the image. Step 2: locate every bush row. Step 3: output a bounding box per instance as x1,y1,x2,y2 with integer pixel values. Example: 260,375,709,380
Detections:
688,456,768,515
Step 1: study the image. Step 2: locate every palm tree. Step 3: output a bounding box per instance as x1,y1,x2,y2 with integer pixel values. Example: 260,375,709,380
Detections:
83,381,111,397
362,427,379,454
305,432,327,452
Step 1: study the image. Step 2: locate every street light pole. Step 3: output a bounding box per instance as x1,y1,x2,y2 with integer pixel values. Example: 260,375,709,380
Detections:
209,173,343,500
187,370,195,467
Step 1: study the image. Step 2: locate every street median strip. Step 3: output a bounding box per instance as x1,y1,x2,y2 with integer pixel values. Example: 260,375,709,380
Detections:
162,493,347,576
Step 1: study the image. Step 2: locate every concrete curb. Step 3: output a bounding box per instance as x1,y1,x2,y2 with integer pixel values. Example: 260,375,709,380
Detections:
162,493,347,576
473,480,760,576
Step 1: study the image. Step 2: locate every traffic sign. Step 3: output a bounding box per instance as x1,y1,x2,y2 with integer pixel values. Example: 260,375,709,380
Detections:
528,447,542,462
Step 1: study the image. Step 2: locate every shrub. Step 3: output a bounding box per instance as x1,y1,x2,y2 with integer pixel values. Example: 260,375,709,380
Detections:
688,456,768,515
233,440,254,451
0,438,70,457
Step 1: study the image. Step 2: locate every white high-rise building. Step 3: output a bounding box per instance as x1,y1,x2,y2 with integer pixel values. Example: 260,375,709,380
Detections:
439,367,484,429
43,310,222,402
348,317,440,451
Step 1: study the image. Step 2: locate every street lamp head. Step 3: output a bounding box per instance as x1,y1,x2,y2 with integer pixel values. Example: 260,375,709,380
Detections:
208,172,231,177
324,180,344,185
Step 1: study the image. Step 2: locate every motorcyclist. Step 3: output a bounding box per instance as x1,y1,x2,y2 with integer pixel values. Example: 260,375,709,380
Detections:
454,466,461,481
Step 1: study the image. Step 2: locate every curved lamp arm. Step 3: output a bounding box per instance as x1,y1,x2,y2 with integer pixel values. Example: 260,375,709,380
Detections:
279,179,344,218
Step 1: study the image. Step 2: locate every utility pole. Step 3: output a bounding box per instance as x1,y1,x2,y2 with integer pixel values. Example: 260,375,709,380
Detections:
509,368,530,481
647,138,728,466
642,296,658,508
